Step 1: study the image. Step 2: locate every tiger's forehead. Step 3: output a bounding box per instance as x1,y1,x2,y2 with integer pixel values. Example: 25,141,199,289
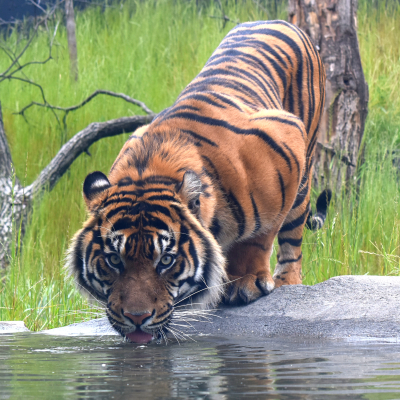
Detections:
99,221,177,260
96,185,182,259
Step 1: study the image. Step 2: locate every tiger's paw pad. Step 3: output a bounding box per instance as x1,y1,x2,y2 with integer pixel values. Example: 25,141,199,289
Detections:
225,274,275,305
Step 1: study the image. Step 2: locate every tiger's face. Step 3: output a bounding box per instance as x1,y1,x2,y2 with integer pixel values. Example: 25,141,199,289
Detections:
67,169,226,343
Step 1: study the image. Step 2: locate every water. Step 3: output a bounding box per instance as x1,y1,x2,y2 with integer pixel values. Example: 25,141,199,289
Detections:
1,333,400,399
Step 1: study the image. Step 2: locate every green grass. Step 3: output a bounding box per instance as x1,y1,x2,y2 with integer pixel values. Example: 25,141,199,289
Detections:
0,0,399,330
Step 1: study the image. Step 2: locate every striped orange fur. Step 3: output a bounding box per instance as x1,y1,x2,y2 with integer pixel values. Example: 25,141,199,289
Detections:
67,20,326,342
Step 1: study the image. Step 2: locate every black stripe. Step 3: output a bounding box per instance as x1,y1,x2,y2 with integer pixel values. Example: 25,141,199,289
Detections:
278,171,285,211
172,259,186,280
292,175,309,209
188,237,200,271
146,195,178,203
210,217,221,239
279,205,309,233
179,93,226,109
156,304,173,320
207,92,244,111
118,177,134,186
180,129,218,147
112,217,133,232
106,206,129,220
278,253,303,265
227,191,246,239
282,143,301,176
250,193,261,233
169,104,200,113
278,237,303,247
250,116,304,136
201,155,220,181
141,216,170,232
107,306,121,320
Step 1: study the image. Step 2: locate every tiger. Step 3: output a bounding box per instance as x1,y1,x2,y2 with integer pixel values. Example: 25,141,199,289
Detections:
67,20,329,343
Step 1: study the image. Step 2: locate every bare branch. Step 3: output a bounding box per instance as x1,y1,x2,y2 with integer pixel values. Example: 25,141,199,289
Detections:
210,0,239,29
0,28,39,78
15,89,154,118
0,0,60,84
209,15,239,27
0,22,60,83
0,7,62,127
9,75,61,127
22,113,156,198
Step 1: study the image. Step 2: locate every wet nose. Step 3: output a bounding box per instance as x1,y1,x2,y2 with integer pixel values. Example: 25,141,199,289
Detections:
124,311,152,326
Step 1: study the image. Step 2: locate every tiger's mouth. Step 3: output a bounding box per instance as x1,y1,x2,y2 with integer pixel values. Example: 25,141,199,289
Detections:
125,328,154,344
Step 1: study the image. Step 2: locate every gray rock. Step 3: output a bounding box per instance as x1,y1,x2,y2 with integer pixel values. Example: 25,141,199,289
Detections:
0,321,30,333
41,318,118,336
33,275,400,340
190,275,400,340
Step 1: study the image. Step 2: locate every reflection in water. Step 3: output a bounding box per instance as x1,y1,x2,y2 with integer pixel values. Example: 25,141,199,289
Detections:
0,333,400,399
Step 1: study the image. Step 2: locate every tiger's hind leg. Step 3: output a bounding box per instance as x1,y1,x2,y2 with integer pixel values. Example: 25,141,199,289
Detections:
273,173,311,287
224,231,276,304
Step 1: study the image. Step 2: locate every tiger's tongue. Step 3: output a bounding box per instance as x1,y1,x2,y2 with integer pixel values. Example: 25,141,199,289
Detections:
126,329,153,344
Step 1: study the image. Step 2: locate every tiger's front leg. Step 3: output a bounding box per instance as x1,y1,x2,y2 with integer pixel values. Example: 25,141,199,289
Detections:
224,231,276,304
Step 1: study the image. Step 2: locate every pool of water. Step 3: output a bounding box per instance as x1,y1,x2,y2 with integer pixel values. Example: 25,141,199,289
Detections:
1,333,400,399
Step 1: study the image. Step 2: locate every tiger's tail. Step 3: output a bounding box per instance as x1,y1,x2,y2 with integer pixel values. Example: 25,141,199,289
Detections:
306,189,332,230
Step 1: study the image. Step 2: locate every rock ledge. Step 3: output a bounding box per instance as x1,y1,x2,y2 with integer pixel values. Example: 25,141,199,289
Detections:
1,276,399,340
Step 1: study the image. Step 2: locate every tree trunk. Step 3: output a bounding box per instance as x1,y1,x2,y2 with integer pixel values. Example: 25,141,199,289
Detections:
0,103,29,270
65,0,78,81
288,0,369,191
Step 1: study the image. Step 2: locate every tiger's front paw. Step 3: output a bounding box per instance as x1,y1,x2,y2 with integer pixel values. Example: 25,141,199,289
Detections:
224,273,275,305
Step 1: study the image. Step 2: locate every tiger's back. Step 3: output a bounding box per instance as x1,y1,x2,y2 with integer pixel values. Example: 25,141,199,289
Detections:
67,20,326,342
152,20,325,289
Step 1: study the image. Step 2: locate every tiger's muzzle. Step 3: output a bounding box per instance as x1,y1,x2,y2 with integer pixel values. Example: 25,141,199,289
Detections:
106,265,174,343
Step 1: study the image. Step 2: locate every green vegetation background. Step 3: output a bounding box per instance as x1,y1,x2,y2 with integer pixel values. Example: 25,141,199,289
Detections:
0,0,399,330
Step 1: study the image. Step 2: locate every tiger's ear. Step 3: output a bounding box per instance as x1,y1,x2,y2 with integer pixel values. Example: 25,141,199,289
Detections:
83,171,111,210
177,170,202,213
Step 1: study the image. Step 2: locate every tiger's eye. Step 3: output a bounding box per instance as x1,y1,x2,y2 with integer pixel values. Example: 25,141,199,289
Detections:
109,254,121,265
160,255,173,266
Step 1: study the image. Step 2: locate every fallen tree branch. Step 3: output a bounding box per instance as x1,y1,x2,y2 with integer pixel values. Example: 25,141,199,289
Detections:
23,112,156,198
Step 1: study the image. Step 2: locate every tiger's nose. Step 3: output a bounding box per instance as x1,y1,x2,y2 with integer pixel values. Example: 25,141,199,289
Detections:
124,311,152,326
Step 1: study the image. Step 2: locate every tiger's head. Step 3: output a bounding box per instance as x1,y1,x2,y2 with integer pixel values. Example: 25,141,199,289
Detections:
66,129,227,343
